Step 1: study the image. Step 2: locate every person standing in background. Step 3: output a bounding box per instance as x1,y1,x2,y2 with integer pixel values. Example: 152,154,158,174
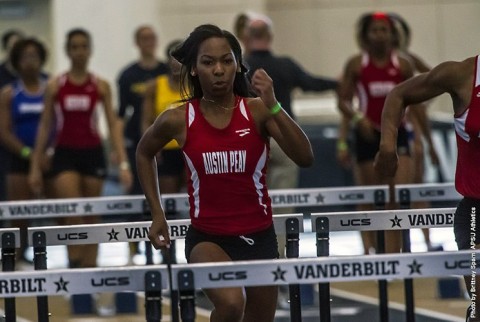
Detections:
233,12,251,55
29,28,133,270
0,30,24,88
117,25,168,196
390,13,442,251
141,40,185,263
0,29,24,202
245,15,337,257
117,25,168,261
336,12,414,254
0,38,49,263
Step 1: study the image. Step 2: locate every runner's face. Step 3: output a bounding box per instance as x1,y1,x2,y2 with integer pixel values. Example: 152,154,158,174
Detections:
366,19,392,51
18,45,42,76
136,28,157,56
67,34,90,67
194,37,238,98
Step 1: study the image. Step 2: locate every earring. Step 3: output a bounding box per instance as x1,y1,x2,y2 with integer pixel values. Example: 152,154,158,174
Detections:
190,71,196,76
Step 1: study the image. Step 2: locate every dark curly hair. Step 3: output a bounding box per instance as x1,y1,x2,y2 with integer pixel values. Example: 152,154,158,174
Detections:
171,24,250,100
9,38,47,72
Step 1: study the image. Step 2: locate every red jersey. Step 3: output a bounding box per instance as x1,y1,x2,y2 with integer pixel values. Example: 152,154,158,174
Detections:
54,73,102,148
454,56,480,199
357,51,405,129
182,97,272,235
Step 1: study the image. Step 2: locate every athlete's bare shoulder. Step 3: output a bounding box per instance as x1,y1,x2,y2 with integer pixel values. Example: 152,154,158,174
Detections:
427,56,475,91
345,54,363,74
145,102,186,146
45,75,61,95
164,103,187,123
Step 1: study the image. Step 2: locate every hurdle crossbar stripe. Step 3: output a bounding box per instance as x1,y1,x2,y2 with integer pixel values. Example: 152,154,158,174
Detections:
0,265,168,298
395,182,460,202
0,228,20,248
174,250,476,289
311,207,456,231
26,206,458,246
0,183,459,221
27,214,304,246
0,250,476,298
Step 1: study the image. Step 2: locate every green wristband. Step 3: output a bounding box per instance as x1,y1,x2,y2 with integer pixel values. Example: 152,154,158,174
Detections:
270,102,282,115
20,146,31,159
337,140,348,151
350,112,364,126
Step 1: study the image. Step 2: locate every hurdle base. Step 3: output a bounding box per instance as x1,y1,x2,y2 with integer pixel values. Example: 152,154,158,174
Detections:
300,284,315,306
115,292,138,313
71,294,94,314
437,277,463,299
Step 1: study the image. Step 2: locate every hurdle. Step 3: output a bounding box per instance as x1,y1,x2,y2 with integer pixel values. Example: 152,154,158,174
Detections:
25,214,304,321
0,182,463,321
0,183,460,221
0,228,20,322
0,251,476,321
312,205,457,322
25,206,461,322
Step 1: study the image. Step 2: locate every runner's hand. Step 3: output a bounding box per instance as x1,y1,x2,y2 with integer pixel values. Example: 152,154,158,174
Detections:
251,68,277,110
148,215,171,250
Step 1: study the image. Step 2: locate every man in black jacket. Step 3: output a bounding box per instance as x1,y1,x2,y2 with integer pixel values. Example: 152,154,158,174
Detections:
245,16,337,307
245,16,337,219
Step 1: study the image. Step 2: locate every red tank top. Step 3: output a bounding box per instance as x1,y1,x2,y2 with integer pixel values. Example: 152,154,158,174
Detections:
54,73,101,148
454,56,480,199
182,97,272,235
357,51,405,129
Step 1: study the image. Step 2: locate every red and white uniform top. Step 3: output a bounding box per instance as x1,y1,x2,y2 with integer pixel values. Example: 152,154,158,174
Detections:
54,73,102,148
182,97,272,235
357,51,406,129
454,55,480,199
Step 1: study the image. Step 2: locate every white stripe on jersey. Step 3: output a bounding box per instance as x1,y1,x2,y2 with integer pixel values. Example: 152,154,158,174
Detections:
356,83,368,113
454,109,470,142
361,52,369,67
188,102,195,127
183,152,200,218
239,99,249,121
391,52,400,68
252,145,268,215
476,55,480,87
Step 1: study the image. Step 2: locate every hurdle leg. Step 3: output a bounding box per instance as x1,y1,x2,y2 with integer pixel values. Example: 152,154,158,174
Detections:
162,245,179,322
316,217,331,322
376,230,389,322
145,271,162,322
286,218,302,322
374,189,389,322
178,270,195,322
32,231,49,322
2,232,17,322
400,188,415,322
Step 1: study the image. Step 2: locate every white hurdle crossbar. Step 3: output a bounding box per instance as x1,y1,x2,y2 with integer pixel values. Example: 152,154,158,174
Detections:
25,206,459,247
0,183,460,221
310,207,456,231
27,214,304,246
0,250,476,298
